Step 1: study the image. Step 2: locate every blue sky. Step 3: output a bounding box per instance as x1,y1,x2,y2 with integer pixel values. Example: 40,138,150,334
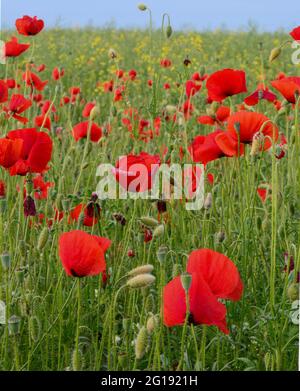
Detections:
2,0,300,31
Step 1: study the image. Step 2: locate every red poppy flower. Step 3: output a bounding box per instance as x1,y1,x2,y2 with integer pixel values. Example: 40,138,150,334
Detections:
114,152,161,193
0,80,8,104
32,175,54,200
6,128,53,176
69,201,101,227
163,249,243,334
215,111,278,156
16,15,44,36
4,94,32,123
188,130,226,165
244,84,277,106
227,111,278,146
23,70,48,91
82,102,96,118
257,187,268,203
206,68,247,102
0,138,23,169
59,230,111,277
70,87,81,96
5,37,30,57
290,26,300,42
160,59,172,68
197,105,230,126
72,121,102,142
36,64,46,72
52,67,65,81
116,69,124,79
35,114,51,130
186,80,202,98
128,69,137,81
271,77,300,104
5,79,18,89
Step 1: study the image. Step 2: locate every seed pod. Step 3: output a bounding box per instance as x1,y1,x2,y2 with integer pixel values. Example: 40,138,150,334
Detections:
8,315,21,336
204,193,213,210
37,227,49,251
269,47,281,63
157,245,168,263
180,272,192,292
127,273,155,289
29,316,41,342
137,3,147,11
1,252,11,270
146,314,159,334
128,264,154,277
153,224,165,238
135,326,148,360
140,216,159,228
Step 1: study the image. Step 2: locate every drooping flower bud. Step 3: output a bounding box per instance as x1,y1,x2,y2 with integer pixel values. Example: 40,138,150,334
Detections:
127,273,155,289
137,3,147,11
166,25,173,39
269,47,281,63
135,326,148,359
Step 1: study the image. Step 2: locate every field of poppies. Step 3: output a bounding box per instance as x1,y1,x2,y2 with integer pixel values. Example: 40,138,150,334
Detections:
0,9,299,371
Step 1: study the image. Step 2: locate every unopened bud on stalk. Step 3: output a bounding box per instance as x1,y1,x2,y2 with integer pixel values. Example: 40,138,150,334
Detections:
146,314,159,334
8,315,21,336
156,245,168,263
269,47,281,63
287,283,299,301
140,216,159,228
128,264,154,277
135,326,148,359
1,252,11,270
204,193,213,210
166,25,173,38
153,224,165,238
127,273,155,289
37,227,49,251
89,106,100,120
137,3,147,11
180,272,192,293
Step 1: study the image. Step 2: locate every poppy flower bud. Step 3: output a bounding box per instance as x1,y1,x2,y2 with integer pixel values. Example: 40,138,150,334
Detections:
135,326,148,360
166,25,173,39
72,348,84,371
127,273,155,289
157,245,168,263
140,216,159,228
24,196,37,217
108,48,117,59
8,315,21,336
153,224,165,238
29,316,41,342
118,353,128,368
269,47,281,63
128,264,154,277
146,314,159,334
89,105,100,120
137,3,147,11
37,227,49,251
1,252,11,270
204,193,213,210
145,294,155,313
287,283,299,301
180,272,192,293
215,231,226,244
